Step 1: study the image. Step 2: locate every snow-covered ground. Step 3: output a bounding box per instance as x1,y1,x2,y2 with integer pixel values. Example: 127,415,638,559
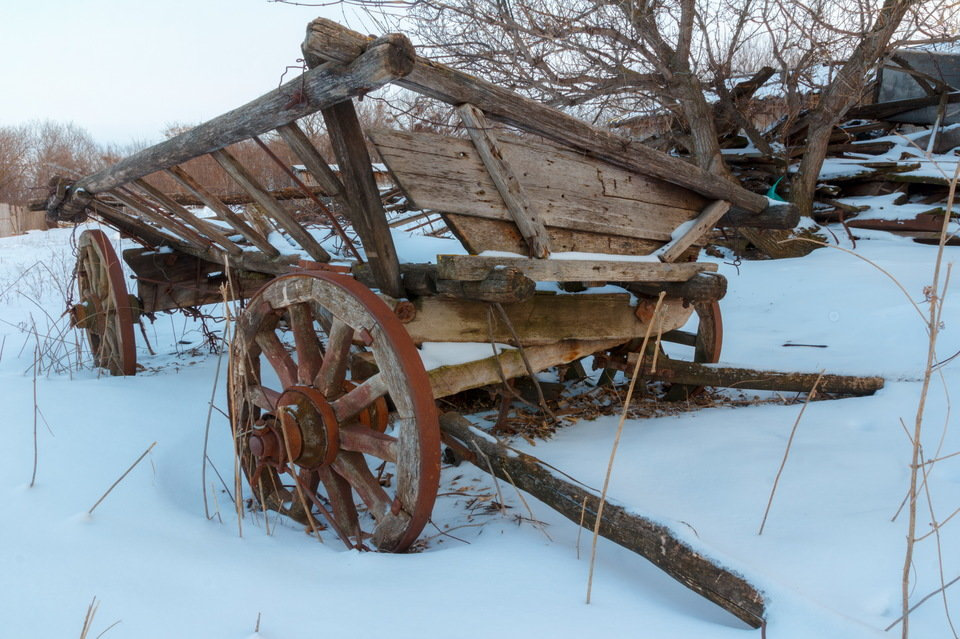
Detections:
1,219,959,638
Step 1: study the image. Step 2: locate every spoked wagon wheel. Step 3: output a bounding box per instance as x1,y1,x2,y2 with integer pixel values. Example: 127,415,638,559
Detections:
228,271,440,552
71,229,137,376
659,300,723,399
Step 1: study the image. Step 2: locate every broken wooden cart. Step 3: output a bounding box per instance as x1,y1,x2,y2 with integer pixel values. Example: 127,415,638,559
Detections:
49,18,803,627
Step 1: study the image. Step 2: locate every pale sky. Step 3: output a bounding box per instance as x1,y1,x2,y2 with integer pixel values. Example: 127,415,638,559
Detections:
0,0,378,146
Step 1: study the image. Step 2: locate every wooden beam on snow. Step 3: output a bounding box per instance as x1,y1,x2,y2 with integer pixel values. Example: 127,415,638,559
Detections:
437,412,766,628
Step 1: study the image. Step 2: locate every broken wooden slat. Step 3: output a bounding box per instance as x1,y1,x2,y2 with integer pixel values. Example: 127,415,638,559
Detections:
275,122,347,199
131,178,244,256
88,200,182,249
211,148,331,263
303,19,781,220
404,293,690,346
110,188,217,250
438,412,766,628
457,103,551,258
436,254,716,282
60,35,414,201
655,200,731,263
322,100,404,297
846,92,960,121
164,166,280,257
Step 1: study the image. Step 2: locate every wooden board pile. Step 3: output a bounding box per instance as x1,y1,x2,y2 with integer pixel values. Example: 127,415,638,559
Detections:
726,115,959,245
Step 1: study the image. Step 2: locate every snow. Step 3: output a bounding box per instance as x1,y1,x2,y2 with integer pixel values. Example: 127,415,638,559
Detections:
2,202,960,638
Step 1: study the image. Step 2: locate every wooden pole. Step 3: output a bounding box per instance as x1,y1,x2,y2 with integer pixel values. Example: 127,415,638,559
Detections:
618,357,885,395
438,412,766,628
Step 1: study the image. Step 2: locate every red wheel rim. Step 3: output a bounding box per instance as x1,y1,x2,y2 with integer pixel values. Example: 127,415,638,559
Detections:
229,271,440,552
75,229,136,376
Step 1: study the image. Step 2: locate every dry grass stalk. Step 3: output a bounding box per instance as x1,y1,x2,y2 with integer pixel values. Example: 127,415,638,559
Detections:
30,344,38,487
87,442,157,515
501,466,551,540
472,440,506,512
79,596,99,639
202,283,230,521
577,495,587,560
586,291,666,604
221,285,245,539
901,161,960,639
757,370,825,535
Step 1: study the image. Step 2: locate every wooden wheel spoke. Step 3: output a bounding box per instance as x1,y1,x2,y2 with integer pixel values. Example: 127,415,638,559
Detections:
316,466,361,540
332,452,391,520
315,318,353,395
255,329,297,388
248,385,281,412
289,303,323,385
339,423,398,463
331,373,388,423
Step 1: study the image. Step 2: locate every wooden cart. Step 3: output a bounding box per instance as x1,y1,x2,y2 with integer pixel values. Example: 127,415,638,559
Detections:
49,20,798,556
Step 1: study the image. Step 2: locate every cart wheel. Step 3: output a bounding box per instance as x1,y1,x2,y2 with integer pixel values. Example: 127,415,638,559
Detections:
228,271,440,552
660,300,723,399
71,229,137,376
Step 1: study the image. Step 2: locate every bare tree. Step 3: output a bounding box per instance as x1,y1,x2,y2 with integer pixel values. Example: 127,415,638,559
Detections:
322,0,956,218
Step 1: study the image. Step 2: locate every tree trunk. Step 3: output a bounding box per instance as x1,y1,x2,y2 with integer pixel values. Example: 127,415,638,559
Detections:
791,0,918,217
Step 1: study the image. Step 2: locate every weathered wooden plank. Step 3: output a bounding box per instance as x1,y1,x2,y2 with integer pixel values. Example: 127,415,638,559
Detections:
625,273,727,304
303,19,775,217
443,214,674,257
66,35,415,198
370,128,700,244
436,254,716,282
438,412,766,628
655,200,731,263
457,103,551,258
322,100,404,297
211,148,331,263
164,183,331,207
164,166,280,257
428,339,625,398
402,293,691,346
352,262,535,303
131,178,244,255
124,247,272,312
